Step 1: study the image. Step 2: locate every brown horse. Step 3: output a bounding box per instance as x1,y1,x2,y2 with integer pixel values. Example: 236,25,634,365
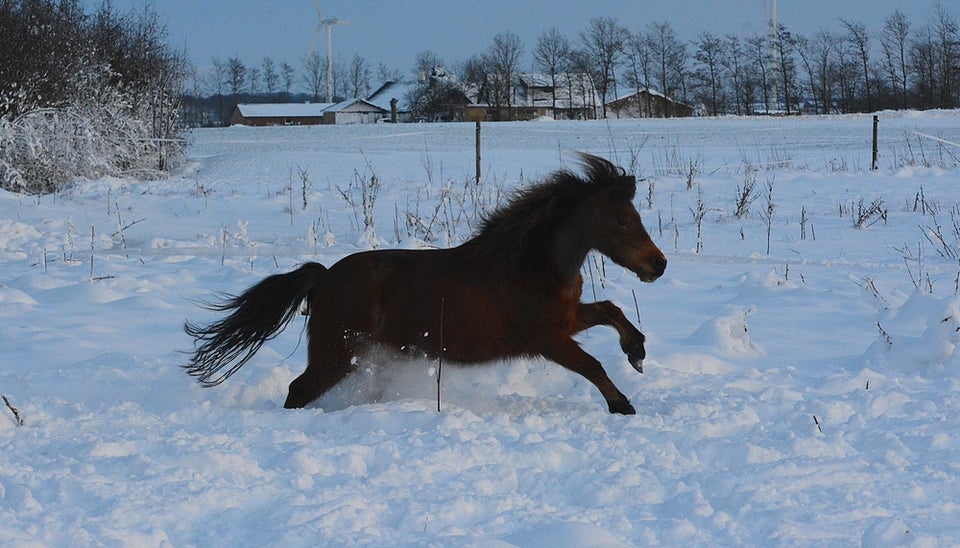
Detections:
184,153,666,414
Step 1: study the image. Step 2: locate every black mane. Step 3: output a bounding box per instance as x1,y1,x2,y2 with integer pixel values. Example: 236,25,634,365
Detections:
466,153,636,270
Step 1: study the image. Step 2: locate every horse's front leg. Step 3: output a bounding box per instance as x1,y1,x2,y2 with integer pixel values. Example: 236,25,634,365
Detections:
576,301,646,373
542,339,635,415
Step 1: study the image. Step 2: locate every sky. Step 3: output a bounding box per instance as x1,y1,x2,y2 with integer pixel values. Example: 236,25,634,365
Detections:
82,0,949,80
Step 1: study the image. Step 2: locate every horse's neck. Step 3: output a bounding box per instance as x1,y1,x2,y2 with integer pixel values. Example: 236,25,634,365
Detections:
551,216,595,287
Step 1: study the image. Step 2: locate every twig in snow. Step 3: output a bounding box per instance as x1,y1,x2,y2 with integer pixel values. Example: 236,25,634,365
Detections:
437,297,445,413
3,395,23,426
632,289,642,326
813,414,822,433
877,322,893,349
110,217,146,238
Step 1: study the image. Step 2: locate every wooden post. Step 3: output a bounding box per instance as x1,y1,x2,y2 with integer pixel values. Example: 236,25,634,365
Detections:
475,118,482,185
872,115,879,170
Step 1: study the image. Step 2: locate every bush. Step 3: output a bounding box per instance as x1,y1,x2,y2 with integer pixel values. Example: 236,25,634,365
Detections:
0,0,185,194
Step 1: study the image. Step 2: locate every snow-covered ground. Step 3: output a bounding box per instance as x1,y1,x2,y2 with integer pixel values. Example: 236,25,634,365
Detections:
2,112,960,546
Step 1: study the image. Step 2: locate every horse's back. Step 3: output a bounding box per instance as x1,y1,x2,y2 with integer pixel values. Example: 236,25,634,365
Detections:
315,246,553,362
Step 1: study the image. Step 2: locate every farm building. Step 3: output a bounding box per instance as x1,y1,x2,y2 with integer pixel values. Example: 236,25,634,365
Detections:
367,81,418,123
514,73,600,120
229,103,333,126
469,72,599,121
606,89,695,118
230,99,388,126
322,98,389,125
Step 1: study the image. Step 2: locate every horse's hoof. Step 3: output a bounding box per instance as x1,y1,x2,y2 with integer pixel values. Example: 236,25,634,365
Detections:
608,399,636,415
624,340,646,373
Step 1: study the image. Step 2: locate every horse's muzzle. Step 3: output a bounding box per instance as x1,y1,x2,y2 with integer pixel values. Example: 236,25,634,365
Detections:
638,256,667,282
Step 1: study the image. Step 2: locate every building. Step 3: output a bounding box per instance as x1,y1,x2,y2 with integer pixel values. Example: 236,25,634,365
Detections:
605,89,695,118
229,99,388,126
515,73,600,120
470,72,599,121
367,81,418,123
321,98,389,125
229,103,333,126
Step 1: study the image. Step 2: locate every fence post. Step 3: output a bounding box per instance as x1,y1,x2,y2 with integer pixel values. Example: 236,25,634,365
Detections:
475,117,482,185
872,115,879,170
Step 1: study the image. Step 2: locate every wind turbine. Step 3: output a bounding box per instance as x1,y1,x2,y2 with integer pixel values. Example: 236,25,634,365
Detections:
305,1,350,103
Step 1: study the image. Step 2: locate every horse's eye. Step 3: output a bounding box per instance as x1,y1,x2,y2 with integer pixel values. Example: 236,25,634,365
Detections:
616,218,628,228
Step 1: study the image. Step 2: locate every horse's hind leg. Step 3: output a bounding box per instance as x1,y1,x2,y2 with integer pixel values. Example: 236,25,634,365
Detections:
284,331,354,409
577,301,646,372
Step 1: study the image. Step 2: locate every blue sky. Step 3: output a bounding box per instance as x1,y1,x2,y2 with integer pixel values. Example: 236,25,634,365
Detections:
83,0,948,77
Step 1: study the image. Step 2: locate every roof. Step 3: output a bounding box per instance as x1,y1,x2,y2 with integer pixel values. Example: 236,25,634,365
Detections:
609,88,692,108
367,81,419,112
235,103,334,118
324,98,387,114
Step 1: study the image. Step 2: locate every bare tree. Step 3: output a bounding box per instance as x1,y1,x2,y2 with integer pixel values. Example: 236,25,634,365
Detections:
773,24,800,114
261,57,279,96
722,34,749,115
930,2,960,108
348,53,370,98
880,10,911,109
622,30,654,116
375,62,402,85
414,50,444,81
693,32,725,115
248,67,261,94
747,33,774,112
460,54,487,90
579,17,627,118
833,28,860,112
484,31,524,120
842,19,873,111
567,49,599,119
533,26,571,118
208,57,229,122
227,57,246,102
280,61,296,100
302,51,325,102
646,21,687,117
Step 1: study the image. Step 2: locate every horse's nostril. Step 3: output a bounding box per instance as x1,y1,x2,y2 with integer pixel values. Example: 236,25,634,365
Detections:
652,256,667,275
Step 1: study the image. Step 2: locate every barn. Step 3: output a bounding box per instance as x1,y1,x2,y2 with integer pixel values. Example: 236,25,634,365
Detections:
606,89,695,118
321,98,389,125
229,103,333,126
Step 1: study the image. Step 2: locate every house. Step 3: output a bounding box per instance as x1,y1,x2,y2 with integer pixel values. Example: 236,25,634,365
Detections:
367,81,418,123
515,73,599,120
605,89,694,118
408,67,480,122
472,72,599,121
229,103,333,126
322,98,389,125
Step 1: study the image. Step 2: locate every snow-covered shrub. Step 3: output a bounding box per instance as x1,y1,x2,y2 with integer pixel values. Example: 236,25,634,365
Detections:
0,65,181,194
0,2,185,194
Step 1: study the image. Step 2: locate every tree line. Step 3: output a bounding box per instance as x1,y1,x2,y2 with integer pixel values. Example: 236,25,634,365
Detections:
463,4,960,118
0,0,187,193
183,52,399,126
186,3,959,125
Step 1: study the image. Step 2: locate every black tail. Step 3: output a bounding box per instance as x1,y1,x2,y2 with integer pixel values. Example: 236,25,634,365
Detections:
183,262,327,386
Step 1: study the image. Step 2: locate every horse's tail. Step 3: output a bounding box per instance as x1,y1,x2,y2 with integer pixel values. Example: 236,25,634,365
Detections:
183,261,327,387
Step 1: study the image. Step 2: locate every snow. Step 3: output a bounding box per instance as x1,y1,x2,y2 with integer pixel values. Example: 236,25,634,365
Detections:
3,112,960,545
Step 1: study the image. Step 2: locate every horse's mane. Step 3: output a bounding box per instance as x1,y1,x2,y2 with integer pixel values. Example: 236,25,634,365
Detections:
465,153,636,272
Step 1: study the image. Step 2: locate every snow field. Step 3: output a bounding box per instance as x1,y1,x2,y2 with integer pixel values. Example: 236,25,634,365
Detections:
2,113,960,545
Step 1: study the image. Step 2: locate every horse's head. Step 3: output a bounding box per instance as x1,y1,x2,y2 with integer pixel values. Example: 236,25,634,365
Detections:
586,158,667,283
